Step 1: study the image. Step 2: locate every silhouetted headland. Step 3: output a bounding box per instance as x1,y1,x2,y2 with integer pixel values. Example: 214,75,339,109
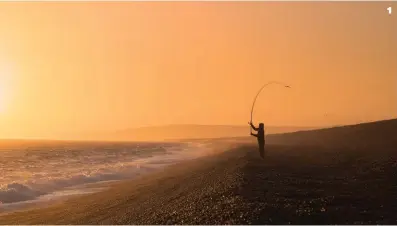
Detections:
110,124,319,141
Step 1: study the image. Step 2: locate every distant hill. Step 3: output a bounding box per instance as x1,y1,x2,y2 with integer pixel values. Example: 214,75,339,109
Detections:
266,118,397,149
110,125,319,141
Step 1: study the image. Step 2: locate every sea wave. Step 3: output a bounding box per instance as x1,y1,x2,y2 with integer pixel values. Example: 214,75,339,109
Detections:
0,141,212,205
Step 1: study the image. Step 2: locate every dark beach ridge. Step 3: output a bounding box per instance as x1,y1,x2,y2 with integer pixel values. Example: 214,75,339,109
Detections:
0,119,396,224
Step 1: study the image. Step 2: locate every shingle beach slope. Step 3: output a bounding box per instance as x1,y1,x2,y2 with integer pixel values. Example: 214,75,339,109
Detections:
1,119,396,224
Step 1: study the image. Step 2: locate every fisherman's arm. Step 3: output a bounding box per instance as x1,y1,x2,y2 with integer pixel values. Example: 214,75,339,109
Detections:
250,132,258,137
249,122,259,131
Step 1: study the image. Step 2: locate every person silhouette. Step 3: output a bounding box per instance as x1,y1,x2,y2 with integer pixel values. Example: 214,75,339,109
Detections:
249,121,265,158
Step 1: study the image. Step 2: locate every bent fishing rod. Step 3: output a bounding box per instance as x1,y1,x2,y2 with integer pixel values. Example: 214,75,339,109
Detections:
249,81,291,133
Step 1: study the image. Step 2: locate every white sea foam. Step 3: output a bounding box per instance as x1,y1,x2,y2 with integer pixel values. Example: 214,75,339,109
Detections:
0,141,212,208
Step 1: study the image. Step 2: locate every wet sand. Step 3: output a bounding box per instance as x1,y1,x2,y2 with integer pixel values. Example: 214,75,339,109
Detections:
0,142,395,224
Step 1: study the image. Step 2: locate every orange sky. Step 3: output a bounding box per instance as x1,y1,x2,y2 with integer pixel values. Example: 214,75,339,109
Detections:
0,2,396,139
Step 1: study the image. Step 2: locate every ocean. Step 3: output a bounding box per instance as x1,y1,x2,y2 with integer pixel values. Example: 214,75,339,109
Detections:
0,140,212,212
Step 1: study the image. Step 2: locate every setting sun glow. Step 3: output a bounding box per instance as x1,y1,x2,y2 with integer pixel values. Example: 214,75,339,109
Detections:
0,2,396,140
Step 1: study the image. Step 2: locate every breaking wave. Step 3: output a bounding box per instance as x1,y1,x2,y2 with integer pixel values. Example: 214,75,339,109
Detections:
0,141,212,205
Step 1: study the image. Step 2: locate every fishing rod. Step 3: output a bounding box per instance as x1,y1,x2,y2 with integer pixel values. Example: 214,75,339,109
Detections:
249,81,291,133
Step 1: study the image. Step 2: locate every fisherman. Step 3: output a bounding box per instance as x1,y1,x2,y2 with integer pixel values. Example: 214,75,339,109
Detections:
249,121,265,158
